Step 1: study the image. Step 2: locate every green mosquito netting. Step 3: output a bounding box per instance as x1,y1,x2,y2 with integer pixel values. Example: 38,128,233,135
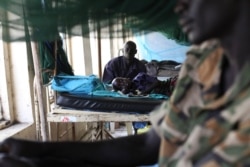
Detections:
0,0,188,44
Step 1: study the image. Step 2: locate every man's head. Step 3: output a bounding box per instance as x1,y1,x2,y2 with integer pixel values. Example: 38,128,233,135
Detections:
122,41,137,63
175,0,240,44
111,77,132,94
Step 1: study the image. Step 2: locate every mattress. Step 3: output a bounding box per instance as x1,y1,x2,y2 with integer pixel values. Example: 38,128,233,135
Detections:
56,93,164,114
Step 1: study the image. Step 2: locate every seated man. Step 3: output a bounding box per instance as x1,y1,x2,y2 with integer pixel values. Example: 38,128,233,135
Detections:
1,0,250,166
102,41,147,132
102,41,146,84
112,72,178,97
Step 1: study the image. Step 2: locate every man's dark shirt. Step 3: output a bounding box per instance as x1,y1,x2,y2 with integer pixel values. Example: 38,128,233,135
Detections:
102,56,146,84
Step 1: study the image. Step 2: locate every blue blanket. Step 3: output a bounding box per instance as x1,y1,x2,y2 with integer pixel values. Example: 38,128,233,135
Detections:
51,75,168,99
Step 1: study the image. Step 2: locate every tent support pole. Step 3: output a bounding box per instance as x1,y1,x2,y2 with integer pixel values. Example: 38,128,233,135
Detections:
31,42,48,141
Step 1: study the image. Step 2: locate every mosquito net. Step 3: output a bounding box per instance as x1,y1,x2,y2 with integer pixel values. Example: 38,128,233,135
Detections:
0,0,188,44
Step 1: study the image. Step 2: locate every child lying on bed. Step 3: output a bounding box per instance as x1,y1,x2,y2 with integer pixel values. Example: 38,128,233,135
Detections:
111,72,178,96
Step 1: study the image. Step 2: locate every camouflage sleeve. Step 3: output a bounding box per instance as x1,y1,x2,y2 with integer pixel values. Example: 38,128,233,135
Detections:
150,52,195,144
191,116,250,166
174,92,250,166
212,99,250,165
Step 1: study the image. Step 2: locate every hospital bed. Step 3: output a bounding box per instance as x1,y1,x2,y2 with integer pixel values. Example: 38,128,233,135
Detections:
46,92,164,141
45,61,179,141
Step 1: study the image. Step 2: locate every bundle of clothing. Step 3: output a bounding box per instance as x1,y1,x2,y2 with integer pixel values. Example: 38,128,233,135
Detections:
112,72,178,97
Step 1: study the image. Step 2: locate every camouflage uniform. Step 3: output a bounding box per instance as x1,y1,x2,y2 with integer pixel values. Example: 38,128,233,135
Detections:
150,40,250,167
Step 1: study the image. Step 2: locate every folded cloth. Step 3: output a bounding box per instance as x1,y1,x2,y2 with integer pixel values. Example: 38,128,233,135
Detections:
51,74,105,94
